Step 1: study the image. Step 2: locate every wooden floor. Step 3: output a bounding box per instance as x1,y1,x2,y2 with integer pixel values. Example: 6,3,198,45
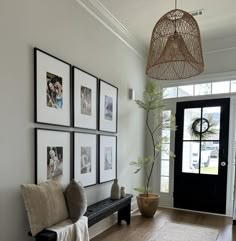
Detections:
91,207,236,241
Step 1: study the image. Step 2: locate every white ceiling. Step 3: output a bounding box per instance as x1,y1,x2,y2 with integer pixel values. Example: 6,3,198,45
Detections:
77,0,236,57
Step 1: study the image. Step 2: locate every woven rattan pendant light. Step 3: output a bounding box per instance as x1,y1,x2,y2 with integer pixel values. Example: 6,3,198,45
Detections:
146,1,204,80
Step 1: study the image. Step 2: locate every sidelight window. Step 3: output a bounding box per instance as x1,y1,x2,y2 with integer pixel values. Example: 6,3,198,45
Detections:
160,110,171,193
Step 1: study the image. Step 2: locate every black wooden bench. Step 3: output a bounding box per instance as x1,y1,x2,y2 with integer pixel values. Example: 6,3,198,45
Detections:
29,194,133,241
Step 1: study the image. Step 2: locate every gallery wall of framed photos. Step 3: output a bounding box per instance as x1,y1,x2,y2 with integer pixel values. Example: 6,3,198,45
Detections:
34,47,118,188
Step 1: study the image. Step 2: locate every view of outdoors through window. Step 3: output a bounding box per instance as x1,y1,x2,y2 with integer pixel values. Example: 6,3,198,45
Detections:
160,110,171,193
163,80,236,99
182,107,220,175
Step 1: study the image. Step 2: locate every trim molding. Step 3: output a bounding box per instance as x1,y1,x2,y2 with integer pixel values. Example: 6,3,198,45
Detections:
76,0,146,59
75,1,236,61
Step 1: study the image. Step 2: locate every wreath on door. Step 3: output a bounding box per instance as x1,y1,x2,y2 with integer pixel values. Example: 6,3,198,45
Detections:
190,114,218,140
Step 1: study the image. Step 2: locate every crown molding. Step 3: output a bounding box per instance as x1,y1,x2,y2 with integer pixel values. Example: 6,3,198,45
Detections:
75,0,147,59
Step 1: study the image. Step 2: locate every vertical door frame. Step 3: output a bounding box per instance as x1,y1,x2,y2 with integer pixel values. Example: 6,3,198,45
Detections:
152,101,176,207
226,96,236,215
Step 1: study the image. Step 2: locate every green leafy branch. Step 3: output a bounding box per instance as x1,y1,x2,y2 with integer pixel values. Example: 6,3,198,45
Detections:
130,81,176,196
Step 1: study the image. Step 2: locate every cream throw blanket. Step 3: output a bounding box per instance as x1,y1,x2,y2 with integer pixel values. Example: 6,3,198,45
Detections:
47,216,89,241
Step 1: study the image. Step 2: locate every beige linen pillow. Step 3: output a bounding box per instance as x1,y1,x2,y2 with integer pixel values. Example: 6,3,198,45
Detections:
21,180,68,236
65,179,87,223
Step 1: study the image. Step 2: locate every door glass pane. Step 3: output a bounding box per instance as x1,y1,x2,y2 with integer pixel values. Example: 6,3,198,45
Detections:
194,83,211,96
160,176,169,193
184,108,201,140
161,160,169,176
161,144,170,160
202,107,221,140
178,85,194,97
212,81,230,94
200,141,219,175
182,141,200,173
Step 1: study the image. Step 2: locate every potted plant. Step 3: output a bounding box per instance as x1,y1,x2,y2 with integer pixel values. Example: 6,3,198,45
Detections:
130,81,176,217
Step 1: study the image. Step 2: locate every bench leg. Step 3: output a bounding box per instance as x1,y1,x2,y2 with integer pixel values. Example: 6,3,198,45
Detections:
118,203,131,224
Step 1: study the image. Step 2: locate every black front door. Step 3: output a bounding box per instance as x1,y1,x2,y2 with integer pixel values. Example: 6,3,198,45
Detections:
174,98,230,214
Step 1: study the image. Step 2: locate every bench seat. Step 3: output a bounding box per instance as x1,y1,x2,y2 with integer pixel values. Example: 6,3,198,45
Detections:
29,194,133,241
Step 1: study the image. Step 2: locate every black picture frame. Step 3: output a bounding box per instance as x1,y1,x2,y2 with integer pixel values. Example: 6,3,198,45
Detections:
34,48,72,127
35,128,72,188
73,66,98,130
99,80,118,133
98,134,117,183
73,132,97,187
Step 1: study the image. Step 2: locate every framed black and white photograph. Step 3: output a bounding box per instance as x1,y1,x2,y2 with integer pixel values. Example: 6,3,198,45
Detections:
99,135,117,183
99,80,118,133
35,48,71,126
74,132,97,187
35,129,71,187
73,67,97,130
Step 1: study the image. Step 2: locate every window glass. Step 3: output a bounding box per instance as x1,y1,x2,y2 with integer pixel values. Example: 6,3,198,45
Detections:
161,160,169,176
163,87,177,99
182,141,200,173
162,80,236,99
212,81,230,94
161,144,170,160
162,129,170,143
202,107,221,140
160,110,171,194
200,141,219,175
195,83,211,96
178,85,194,97
160,176,169,193
162,110,171,128
183,108,201,140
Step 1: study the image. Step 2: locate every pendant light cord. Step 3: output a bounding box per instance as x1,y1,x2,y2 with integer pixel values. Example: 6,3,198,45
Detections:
174,0,177,32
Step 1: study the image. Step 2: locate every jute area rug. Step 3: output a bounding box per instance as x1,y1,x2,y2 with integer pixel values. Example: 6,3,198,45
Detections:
148,223,219,241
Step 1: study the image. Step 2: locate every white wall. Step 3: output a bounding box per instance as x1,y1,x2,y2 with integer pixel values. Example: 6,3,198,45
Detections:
0,1,146,240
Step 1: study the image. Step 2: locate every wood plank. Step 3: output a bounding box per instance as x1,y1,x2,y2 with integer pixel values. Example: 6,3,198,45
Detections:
91,207,236,241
